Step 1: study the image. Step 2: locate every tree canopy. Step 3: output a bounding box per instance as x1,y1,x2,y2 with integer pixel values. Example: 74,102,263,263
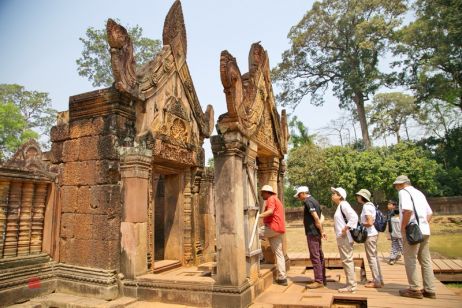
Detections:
287,142,442,206
272,0,407,148
367,92,417,143
394,0,462,111
0,84,56,156
0,102,38,160
76,22,162,88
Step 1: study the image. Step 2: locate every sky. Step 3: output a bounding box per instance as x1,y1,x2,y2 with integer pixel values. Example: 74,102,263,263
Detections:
0,0,361,158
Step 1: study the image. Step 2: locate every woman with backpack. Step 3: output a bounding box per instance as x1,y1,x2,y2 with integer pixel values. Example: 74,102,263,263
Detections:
356,189,384,288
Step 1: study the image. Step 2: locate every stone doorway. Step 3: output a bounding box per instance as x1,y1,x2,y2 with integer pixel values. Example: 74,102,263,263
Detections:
151,172,185,272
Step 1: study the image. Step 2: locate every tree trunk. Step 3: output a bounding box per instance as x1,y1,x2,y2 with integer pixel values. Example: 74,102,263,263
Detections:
404,122,410,141
396,130,401,143
353,93,372,148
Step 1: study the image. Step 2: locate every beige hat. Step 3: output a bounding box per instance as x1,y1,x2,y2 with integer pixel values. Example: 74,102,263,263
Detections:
355,189,371,202
294,186,309,198
261,185,275,194
331,187,347,200
393,175,411,185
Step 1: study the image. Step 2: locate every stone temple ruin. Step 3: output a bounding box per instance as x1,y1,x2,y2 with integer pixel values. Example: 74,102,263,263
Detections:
0,1,288,307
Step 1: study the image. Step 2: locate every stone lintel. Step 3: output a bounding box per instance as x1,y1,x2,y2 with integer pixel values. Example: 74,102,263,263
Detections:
69,87,135,123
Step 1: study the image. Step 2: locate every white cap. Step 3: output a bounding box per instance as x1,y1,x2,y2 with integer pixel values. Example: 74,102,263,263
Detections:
331,187,347,200
261,185,275,194
293,186,309,198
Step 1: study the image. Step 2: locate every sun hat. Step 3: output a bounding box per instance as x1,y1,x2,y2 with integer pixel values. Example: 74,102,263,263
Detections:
355,189,371,202
293,186,309,198
261,185,275,194
331,187,347,200
393,175,411,185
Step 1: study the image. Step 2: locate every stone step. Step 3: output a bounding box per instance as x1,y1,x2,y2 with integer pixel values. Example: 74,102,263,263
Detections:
10,292,137,308
152,260,182,274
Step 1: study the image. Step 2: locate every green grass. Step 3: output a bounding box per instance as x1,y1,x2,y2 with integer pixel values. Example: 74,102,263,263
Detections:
429,234,462,259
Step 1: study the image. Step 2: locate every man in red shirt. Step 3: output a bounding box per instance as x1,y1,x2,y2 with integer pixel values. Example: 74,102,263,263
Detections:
259,184,287,286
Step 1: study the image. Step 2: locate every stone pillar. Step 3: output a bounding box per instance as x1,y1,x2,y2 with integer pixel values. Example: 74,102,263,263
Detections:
198,168,215,263
119,147,151,279
211,131,247,286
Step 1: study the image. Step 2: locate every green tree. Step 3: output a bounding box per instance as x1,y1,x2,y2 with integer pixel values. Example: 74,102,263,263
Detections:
76,22,162,87
288,116,317,148
286,142,442,206
417,100,461,139
272,0,407,148
0,102,38,159
394,0,462,111
0,84,56,147
367,92,417,143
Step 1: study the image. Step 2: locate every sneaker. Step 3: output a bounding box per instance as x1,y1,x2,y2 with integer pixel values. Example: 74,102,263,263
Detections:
306,281,324,289
396,255,402,261
389,259,395,265
421,289,436,299
275,279,288,286
338,286,357,293
399,288,423,299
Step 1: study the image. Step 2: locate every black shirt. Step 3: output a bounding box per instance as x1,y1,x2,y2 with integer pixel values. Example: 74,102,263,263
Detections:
303,195,322,236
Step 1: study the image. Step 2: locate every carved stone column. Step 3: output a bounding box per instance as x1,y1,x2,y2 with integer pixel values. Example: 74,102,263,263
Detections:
30,183,48,254
211,131,247,286
4,182,22,257
0,180,10,258
17,182,34,256
257,157,279,191
119,147,151,279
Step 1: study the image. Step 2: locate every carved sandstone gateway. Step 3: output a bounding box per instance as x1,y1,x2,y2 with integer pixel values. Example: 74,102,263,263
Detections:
0,1,288,307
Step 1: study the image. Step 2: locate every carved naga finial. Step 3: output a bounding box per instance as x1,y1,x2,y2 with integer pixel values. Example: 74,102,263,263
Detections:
106,18,139,99
163,0,187,59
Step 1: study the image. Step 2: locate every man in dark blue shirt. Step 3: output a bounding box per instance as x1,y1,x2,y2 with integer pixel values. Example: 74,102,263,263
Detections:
295,186,326,289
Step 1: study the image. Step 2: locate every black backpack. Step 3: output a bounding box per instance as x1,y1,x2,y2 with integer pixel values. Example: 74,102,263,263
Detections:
373,204,387,232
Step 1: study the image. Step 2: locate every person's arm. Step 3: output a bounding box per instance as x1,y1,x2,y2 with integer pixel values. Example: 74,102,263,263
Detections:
341,203,358,235
364,215,374,227
401,210,412,233
260,207,274,218
260,198,275,218
363,204,374,227
425,200,433,223
311,211,327,240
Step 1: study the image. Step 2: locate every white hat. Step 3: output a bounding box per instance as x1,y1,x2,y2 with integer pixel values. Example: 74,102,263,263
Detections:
331,187,347,200
261,185,275,194
293,186,309,198
393,175,411,185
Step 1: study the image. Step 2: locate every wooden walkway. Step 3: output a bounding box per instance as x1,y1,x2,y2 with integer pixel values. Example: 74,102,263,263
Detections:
250,252,462,308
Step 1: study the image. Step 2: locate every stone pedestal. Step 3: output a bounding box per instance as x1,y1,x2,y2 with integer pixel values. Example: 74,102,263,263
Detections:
120,147,151,279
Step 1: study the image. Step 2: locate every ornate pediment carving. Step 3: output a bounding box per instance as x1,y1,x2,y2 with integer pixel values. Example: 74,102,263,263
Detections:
106,0,213,148
3,139,53,176
218,42,288,156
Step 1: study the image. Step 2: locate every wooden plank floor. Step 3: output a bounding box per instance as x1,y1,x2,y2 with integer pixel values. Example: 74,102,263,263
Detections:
251,253,462,307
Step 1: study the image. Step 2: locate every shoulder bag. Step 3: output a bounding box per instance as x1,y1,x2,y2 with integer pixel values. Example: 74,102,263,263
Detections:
402,189,424,245
341,205,367,243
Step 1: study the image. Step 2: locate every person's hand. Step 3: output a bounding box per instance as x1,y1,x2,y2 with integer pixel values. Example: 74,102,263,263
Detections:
386,235,391,240
322,232,327,240
341,227,348,236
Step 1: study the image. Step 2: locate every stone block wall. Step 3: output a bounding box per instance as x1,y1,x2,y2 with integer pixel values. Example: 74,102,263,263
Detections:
50,88,135,271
